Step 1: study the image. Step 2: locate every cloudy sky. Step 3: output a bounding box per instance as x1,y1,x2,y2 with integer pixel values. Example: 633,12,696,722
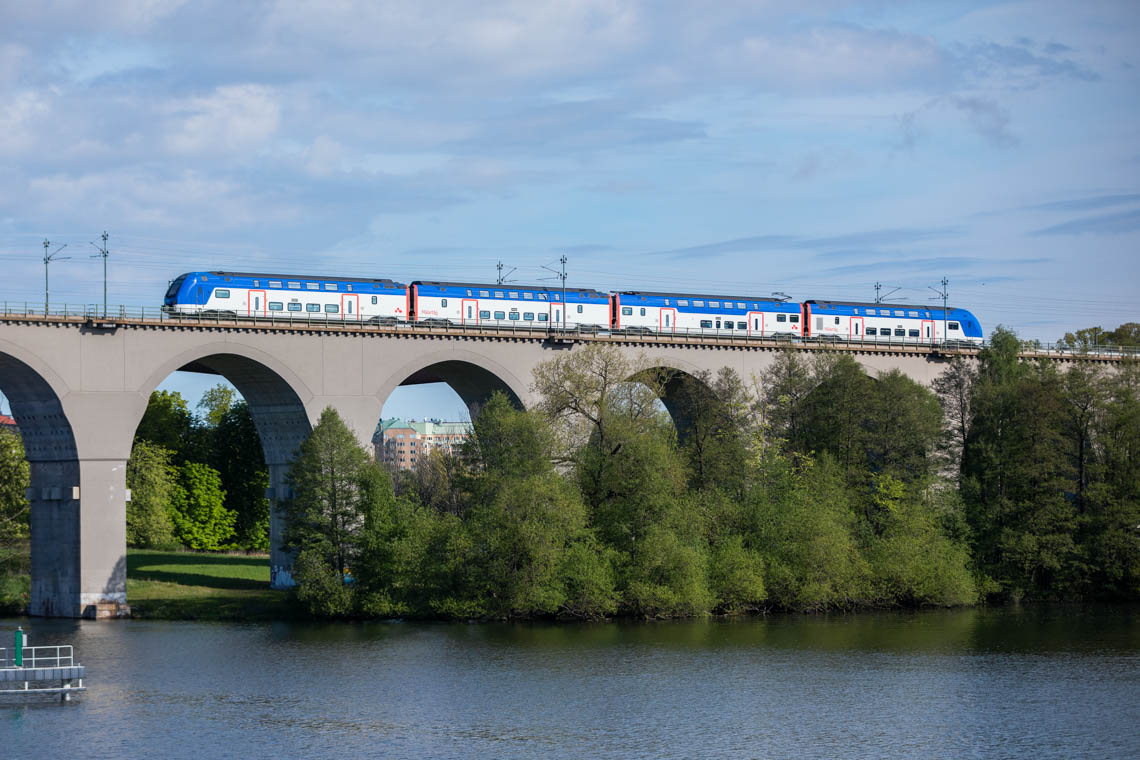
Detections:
1,1,1137,418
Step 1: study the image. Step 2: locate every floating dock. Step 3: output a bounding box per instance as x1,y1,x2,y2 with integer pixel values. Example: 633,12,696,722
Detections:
1,627,86,701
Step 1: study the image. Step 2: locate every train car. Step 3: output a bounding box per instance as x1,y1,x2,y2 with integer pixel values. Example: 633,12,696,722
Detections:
163,271,410,322
411,281,610,329
613,291,803,337
803,300,984,345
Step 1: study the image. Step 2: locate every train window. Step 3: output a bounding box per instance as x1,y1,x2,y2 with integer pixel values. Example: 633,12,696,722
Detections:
866,327,878,336
479,290,490,297
700,320,713,328
268,302,283,311
737,302,746,310
908,310,918,317
538,293,548,301
325,304,339,313
305,282,319,290
948,322,960,331
346,284,353,292
777,314,787,323
508,291,518,299
288,282,301,289
640,308,646,316
621,307,633,315
908,329,919,337
737,322,746,330
523,292,533,300
494,291,504,298
552,294,560,301
523,312,534,321
678,299,689,306
894,328,906,337
287,303,302,312
509,312,520,320
371,296,378,304
466,289,473,296
215,289,230,299
693,300,705,307
441,298,447,307
790,315,799,323
494,311,506,320
538,313,549,322
269,280,282,289
894,310,904,317
306,304,320,312
754,319,759,329
577,305,583,313
479,310,490,319
853,308,859,315
709,301,719,308
324,283,338,291
716,320,723,328
834,317,840,325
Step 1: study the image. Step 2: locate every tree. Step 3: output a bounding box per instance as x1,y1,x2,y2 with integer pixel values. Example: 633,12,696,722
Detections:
932,356,976,479
135,390,195,460
209,401,270,550
170,462,235,550
672,368,756,496
197,383,237,427
759,349,815,447
0,428,30,543
125,440,176,548
285,407,371,585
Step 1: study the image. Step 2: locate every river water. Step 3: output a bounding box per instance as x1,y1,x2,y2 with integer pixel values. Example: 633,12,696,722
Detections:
3,606,1139,759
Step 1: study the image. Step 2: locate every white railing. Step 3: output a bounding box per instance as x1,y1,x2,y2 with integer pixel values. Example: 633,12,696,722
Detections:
0,645,74,669
1,302,1137,358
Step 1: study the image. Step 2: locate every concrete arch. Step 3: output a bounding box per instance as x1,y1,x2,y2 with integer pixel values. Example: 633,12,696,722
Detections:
631,362,717,441
375,348,531,417
0,345,78,463
136,342,316,465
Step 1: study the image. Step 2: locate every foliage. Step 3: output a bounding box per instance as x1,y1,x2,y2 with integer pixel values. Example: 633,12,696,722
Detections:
170,462,236,551
1058,322,1140,351
135,390,196,461
0,427,30,543
126,440,177,548
208,401,270,550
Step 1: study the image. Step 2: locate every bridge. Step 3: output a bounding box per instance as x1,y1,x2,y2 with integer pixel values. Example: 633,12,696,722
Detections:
0,307,1128,617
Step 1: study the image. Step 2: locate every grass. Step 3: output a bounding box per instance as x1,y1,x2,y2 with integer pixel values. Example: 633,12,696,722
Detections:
127,549,302,621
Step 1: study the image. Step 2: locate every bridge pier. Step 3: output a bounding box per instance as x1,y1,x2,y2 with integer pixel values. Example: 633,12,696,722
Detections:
29,457,128,618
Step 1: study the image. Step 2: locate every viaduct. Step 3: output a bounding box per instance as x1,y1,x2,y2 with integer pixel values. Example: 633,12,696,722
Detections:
0,313,1121,617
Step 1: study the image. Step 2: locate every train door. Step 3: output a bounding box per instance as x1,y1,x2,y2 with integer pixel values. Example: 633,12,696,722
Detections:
462,298,478,324
249,289,267,317
922,319,935,345
660,307,677,332
851,316,864,341
341,294,359,319
552,303,562,328
747,311,763,336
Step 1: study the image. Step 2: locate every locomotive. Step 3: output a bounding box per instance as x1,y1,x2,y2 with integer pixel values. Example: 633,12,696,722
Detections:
163,271,984,345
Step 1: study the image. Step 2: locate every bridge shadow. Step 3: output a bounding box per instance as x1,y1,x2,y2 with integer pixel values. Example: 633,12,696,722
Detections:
126,550,269,591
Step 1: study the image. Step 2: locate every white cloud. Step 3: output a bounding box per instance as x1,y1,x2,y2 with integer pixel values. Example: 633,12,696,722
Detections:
163,85,281,156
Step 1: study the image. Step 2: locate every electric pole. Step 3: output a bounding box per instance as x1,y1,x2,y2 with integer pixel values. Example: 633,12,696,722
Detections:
495,260,516,285
874,282,899,303
929,276,949,344
43,239,70,315
540,255,568,331
90,231,109,317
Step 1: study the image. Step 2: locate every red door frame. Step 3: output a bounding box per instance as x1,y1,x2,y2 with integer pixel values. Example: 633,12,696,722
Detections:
660,307,677,332
341,293,359,319
922,319,936,345
851,316,864,341
747,311,763,336
248,289,267,317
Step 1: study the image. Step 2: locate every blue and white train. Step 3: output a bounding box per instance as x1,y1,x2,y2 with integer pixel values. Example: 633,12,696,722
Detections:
163,271,985,345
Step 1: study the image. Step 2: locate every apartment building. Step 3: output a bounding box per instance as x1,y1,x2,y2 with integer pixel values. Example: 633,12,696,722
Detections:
374,418,472,470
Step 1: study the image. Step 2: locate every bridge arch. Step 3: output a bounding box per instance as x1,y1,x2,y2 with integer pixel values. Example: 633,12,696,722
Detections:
375,348,531,417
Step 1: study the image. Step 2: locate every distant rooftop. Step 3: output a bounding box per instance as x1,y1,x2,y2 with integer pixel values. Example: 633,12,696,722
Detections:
373,417,472,439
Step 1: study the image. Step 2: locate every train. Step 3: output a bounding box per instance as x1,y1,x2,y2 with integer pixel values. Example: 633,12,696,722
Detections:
163,271,984,345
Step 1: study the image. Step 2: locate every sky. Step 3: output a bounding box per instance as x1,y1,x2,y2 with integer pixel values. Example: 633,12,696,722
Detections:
1,0,1138,420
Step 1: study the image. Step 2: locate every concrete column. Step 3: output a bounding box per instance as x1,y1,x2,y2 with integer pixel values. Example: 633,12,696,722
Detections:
268,462,295,588
29,458,127,618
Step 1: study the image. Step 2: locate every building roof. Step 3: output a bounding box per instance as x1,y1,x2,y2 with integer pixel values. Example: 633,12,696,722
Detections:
0,414,17,430
373,418,472,440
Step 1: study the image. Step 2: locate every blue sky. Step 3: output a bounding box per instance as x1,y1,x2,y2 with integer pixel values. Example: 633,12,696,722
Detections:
1,1,1137,420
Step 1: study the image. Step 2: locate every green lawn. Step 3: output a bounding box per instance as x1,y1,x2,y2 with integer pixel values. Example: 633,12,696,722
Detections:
127,549,301,621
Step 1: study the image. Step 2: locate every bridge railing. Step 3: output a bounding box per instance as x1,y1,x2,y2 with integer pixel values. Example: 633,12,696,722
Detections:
2,302,1137,359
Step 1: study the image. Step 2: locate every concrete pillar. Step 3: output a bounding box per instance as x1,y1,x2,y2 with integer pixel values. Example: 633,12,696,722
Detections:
29,458,127,618
267,462,294,588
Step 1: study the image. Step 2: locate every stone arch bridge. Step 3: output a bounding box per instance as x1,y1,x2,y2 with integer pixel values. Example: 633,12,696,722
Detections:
0,314,1115,617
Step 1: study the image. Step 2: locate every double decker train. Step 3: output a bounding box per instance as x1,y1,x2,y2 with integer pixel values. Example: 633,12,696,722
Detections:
163,271,984,345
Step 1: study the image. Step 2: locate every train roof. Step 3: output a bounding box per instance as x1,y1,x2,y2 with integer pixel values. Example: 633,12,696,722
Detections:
201,271,404,286
805,299,963,312
619,290,787,303
414,280,607,297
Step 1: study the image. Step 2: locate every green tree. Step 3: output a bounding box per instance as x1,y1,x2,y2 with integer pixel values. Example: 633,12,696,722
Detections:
135,390,195,460
170,462,235,550
672,368,756,496
0,427,30,543
197,383,237,427
759,349,815,447
125,440,177,548
932,356,976,480
285,407,371,585
209,401,270,550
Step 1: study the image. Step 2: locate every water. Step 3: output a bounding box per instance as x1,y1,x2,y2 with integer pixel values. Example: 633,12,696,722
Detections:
3,607,1139,759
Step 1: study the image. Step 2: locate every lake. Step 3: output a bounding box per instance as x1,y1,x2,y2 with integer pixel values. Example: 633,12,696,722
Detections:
3,606,1139,759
